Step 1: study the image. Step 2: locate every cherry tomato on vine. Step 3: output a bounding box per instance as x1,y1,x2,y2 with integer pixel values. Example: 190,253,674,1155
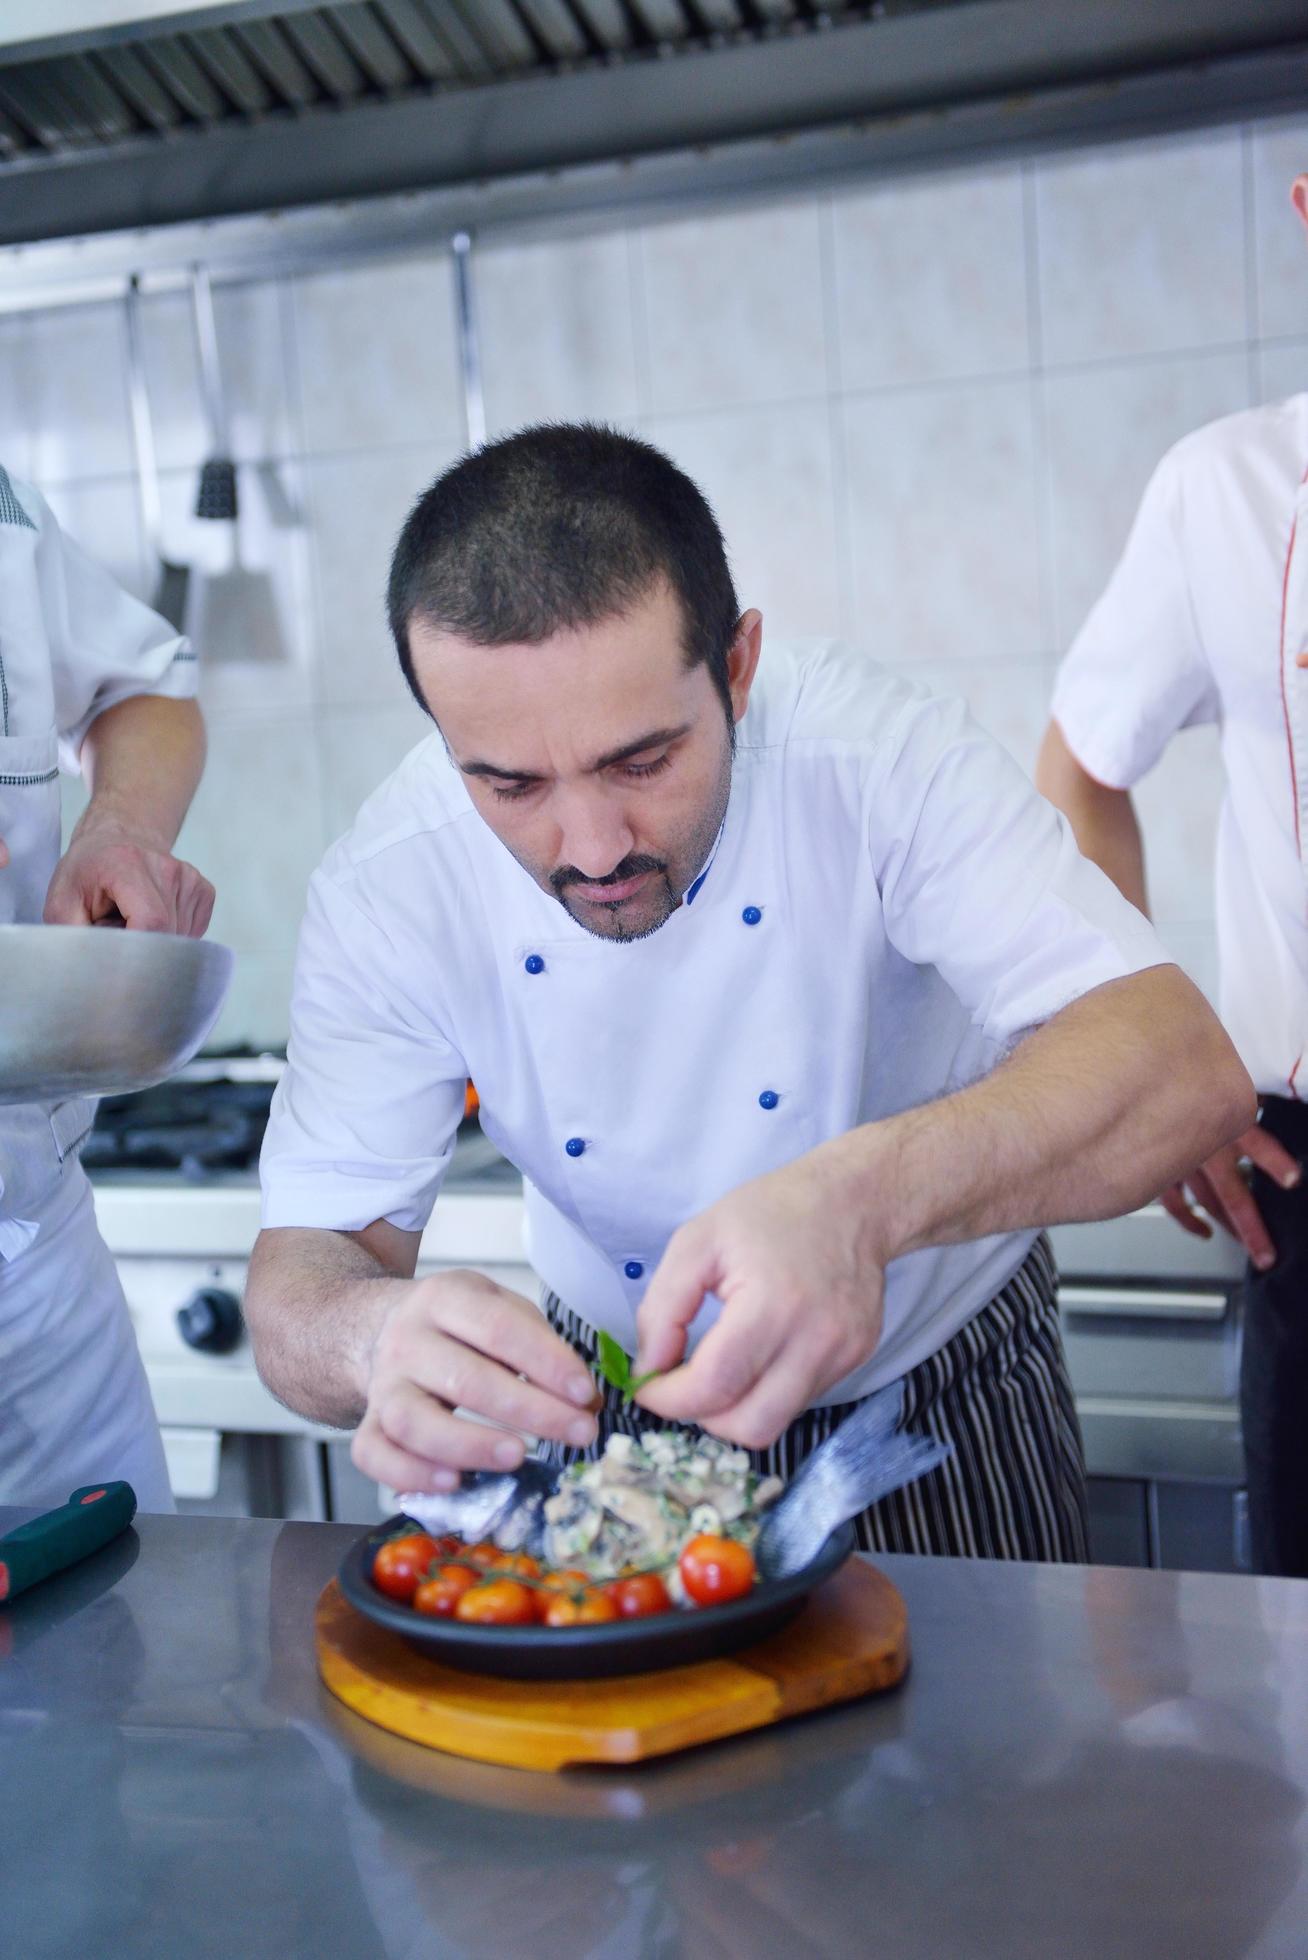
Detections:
464,1539,504,1568
607,1572,673,1619
541,1587,619,1627
490,1551,541,1580
454,1578,537,1625
413,1564,479,1617
371,1533,439,1604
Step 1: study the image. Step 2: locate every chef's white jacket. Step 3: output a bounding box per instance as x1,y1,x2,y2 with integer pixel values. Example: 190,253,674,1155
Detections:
1051,395,1308,1100
0,466,192,1508
262,638,1168,1404
0,465,197,1244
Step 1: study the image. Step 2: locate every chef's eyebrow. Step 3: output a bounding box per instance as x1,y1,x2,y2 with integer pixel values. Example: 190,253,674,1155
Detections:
458,723,693,783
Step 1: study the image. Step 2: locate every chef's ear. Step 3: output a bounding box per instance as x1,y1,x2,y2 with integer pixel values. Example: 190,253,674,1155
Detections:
726,609,764,724
1292,175,1308,232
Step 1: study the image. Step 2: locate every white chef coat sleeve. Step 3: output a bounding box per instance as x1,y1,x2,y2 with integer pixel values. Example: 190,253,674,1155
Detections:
260,867,468,1235
871,689,1172,1047
22,480,198,768
1049,448,1219,789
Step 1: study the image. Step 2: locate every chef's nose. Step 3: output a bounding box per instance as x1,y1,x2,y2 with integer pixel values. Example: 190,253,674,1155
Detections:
555,788,635,880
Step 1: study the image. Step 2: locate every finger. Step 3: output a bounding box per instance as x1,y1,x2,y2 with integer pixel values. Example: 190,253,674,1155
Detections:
187,872,216,939
700,1351,827,1452
636,1226,724,1376
0,834,9,870
104,862,175,932
407,1332,597,1447
350,1413,460,1494
1205,1157,1277,1271
1242,1125,1302,1191
431,1279,596,1410
372,1378,532,1474
638,1306,791,1426
1158,1184,1213,1240
175,872,210,940
42,876,93,926
1187,1170,1242,1243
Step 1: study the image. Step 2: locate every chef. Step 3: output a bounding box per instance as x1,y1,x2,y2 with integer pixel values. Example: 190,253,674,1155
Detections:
249,423,1252,1560
1036,173,1308,1579
0,464,213,1510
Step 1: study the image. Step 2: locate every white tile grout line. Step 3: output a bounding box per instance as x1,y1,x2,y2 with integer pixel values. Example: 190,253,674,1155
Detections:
817,191,857,647
1022,157,1058,672
278,275,335,769
625,225,654,423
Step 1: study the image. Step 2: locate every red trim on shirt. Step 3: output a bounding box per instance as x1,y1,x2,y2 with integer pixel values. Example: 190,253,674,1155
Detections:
1278,475,1306,856
1280,470,1308,1100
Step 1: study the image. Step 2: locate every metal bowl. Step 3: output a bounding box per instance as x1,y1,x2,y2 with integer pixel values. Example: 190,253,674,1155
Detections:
0,925,234,1104
338,1516,857,1681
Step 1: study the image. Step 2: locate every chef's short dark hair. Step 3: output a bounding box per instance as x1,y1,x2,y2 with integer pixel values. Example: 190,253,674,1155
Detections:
387,423,740,721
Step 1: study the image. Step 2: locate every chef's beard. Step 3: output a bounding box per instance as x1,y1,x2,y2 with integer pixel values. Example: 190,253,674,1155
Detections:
545,727,733,943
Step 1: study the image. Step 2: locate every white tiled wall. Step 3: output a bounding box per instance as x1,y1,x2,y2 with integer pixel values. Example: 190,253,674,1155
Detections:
12,112,1307,1044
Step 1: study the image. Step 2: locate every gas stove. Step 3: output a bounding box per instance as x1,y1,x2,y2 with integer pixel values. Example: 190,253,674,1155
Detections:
83,1071,275,1180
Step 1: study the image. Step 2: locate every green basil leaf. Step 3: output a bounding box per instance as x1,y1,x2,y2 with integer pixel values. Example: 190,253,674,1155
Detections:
595,1330,632,1391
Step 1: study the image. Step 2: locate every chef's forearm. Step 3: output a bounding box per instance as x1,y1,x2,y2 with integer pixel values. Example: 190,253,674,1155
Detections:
1035,721,1149,915
74,695,206,852
245,1227,402,1428
840,966,1254,1263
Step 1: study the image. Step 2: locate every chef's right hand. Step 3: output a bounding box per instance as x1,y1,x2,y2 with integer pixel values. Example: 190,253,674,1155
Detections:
1159,1122,1300,1271
350,1268,598,1493
0,834,8,869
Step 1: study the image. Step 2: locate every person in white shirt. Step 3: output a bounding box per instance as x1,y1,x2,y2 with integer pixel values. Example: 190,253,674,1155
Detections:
249,424,1251,1560
0,466,213,1509
1036,173,1308,1579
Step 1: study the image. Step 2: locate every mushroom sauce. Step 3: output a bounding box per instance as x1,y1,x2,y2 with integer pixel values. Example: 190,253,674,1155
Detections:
542,1430,783,1595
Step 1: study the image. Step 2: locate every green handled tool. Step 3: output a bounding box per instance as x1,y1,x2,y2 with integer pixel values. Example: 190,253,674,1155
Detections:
0,1482,137,1604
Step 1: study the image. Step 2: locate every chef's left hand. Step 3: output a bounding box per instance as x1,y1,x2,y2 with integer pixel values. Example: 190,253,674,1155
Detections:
633,1138,886,1448
44,823,215,937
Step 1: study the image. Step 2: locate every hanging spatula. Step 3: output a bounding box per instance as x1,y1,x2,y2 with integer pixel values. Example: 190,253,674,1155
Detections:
186,264,284,663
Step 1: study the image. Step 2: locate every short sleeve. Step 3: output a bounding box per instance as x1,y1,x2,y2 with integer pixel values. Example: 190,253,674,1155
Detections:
260,869,468,1234
872,689,1172,1047
1050,450,1219,790
21,480,197,766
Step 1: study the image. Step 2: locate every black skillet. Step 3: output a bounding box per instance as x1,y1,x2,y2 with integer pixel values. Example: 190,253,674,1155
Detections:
338,1514,856,1681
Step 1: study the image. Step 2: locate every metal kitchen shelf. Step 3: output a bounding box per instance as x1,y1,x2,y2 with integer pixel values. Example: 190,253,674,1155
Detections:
1,1,1308,254
0,1,917,159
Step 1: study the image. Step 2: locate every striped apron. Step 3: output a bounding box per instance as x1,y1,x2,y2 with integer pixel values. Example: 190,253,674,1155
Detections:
542,1233,1089,1563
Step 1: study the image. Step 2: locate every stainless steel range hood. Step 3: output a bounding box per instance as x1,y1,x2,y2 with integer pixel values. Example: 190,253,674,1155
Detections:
1,1,1306,250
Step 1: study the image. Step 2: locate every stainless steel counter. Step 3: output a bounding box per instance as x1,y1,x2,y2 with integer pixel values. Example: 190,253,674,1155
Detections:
3,1512,1306,1958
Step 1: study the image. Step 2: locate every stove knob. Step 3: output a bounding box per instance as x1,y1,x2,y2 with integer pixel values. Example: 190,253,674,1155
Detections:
176,1288,244,1355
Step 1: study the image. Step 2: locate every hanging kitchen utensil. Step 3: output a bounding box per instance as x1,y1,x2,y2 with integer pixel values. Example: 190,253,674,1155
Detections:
190,263,237,521
185,264,284,664
123,275,189,633
451,230,487,451
0,924,233,1104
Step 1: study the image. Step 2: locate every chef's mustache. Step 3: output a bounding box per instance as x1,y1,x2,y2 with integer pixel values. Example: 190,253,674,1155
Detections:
551,853,667,895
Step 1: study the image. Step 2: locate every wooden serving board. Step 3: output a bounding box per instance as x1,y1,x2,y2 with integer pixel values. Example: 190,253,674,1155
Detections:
315,1559,908,1773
